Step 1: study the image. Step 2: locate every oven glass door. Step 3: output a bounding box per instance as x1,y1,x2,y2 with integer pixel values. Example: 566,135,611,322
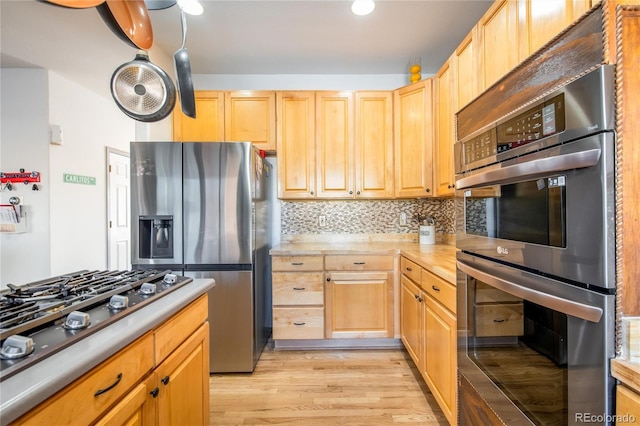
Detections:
464,176,566,247
457,252,615,426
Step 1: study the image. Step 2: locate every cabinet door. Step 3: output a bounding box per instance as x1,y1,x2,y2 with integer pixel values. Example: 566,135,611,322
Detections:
400,275,422,367
523,0,591,55
393,79,434,198
316,91,355,199
155,322,210,426
455,26,478,112
423,295,457,426
225,91,276,151
94,375,156,426
276,91,316,199
477,0,524,91
325,271,394,338
434,57,455,197
173,91,225,142
355,91,394,198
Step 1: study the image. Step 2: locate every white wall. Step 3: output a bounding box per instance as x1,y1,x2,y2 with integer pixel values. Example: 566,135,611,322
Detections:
192,73,431,91
47,71,135,276
0,69,51,286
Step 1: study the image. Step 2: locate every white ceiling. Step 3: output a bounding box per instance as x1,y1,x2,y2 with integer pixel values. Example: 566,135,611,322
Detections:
1,0,492,95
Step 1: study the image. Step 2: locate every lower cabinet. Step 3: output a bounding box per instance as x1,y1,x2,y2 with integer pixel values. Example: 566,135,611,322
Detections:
616,384,640,425
272,254,396,341
13,295,210,426
400,256,457,425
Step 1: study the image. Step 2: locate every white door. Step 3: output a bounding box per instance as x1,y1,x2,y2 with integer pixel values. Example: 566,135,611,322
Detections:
107,149,130,270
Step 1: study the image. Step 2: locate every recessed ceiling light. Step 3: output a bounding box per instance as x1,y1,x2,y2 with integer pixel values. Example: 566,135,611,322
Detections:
177,0,203,15
351,0,375,16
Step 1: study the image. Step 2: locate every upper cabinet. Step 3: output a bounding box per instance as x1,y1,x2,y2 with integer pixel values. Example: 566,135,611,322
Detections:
455,26,479,113
394,79,434,198
521,0,594,55
477,0,526,92
315,91,355,199
434,57,455,197
276,91,316,199
355,91,394,198
173,90,276,151
173,91,225,142
225,91,276,151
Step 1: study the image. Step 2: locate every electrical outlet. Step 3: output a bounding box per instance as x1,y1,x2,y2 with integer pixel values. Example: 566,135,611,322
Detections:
400,212,407,226
318,215,326,227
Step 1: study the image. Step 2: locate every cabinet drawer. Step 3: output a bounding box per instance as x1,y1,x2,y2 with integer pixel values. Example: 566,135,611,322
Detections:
325,255,394,271
475,281,522,304
474,303,524,337
272,256,324,271
400,257,422,283
273,307,324,339
273,272,324,305
15,334,154,426
155,294,208,364
422,270,456,314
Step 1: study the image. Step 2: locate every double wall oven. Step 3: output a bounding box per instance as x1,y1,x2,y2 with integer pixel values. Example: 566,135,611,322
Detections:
455,65,616,425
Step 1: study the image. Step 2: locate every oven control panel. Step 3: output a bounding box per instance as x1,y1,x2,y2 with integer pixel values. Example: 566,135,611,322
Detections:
460,94,566,167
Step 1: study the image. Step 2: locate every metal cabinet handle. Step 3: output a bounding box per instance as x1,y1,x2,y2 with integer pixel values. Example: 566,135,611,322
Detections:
425,188,430,193
357,190,361,195
310,191,314,195
349,190,353,195
293,287,306,291
150,387,159,398
291,262,304,266
293,322,306,326
493,319,505,323
161,375,170,385
431,285,440,292
414,294,419,300
94,373,123,397
417,296,424,303
406,267,412,272
327,277,331,282
353,262,365,265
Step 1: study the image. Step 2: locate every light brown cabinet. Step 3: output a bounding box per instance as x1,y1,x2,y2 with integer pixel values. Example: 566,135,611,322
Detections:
315,91,355,198
173,90,225,142
272,255,325,339
13,296,210,426
276,91,316,199
455,26,479,112
434,57,455,197
393,79,434,198
355,91,395,198
616,383,640,425
225,90,276,151
400,256,457,425
325,255,394,338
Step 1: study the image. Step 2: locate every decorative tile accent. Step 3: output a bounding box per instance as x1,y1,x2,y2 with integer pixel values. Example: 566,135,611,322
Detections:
280,199,456,235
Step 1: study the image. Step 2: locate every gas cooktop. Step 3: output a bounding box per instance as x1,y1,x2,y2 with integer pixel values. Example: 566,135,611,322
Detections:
0,269,191,381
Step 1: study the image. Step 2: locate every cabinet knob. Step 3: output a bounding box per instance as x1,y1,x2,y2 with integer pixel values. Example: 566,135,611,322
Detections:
406,267,412,272
150,387,159,398
425,188,430,193
327,277,331,282
161,375,170,385
356,190,361,195
349,190,353,195
310,191,314,195
417,296,424,303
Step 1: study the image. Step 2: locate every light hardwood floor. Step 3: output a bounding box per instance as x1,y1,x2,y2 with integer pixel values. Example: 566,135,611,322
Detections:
210,347,449,425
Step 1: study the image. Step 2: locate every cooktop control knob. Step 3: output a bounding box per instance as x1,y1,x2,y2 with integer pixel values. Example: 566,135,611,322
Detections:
108,295,129,310
0,335,35,360
140,282,157,295
163,274,177,285
64,311,91,330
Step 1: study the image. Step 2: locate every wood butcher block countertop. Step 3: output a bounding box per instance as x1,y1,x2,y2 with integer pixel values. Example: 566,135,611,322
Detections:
270,242,458,284
612,358,640,394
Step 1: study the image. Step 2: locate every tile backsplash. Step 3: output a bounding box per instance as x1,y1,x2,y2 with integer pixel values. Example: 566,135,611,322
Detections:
281,199,455,235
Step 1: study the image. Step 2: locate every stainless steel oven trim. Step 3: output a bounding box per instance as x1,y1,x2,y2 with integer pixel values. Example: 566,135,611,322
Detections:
457,259,602,322
455,147,601,190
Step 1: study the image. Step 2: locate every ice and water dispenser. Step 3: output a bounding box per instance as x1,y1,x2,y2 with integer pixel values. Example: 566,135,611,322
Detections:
138,215,174,259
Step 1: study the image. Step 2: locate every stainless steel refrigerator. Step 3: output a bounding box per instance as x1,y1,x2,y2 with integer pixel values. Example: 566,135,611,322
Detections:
130,141,274,373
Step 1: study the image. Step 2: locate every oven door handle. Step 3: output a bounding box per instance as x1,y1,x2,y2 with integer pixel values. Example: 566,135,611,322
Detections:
455,148,601,189
457,260,603,323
